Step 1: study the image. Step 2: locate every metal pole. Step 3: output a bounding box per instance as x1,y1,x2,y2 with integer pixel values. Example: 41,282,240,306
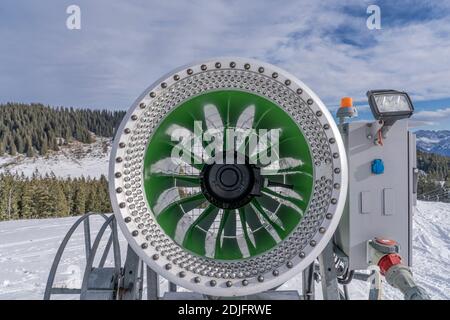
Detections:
146,266,159,300
302,263,315,300
318,241,340,300
83,217,91,263
120,246,143,300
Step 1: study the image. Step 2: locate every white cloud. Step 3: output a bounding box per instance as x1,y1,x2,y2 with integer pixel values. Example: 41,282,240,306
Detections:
1,0,450,112
413,107,450,124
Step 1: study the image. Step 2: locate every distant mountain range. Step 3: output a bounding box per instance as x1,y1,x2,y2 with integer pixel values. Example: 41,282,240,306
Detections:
416,130,450,157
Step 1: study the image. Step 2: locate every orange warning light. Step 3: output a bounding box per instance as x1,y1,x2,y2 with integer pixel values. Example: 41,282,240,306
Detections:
340,97,353,108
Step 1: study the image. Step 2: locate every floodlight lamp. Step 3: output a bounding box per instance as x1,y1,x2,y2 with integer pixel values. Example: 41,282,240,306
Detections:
366,90,414,123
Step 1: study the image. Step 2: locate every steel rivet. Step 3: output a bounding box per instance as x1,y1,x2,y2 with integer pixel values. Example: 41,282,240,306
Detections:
272,72,278,78
329,138,335,144
244,63,250,70
334,183,340,189
210,280,216,287
324,124,330,130
310,240,317,247
334,168,341,174
187,68,193,75
165,264,172,270
285,79,291,86
201,64,207,71
326,213,333,220
319,227,326,234
226,281,232,287
116,157,123,163
179,271,186,278
286,261,293,268
297,88,303,94
119,142,126,148
115,172,122,178
316,111,323,117
194,277,201,283
131,115,138,121
161,82,167,88
299,252,306,258
173,74,180,81
230,62,236,68
215,62,221,68
272,270,279,276
331,198,337,204
119,202,126,208
132,230,138,237
242,279,249,286
258,67,264,73
149,92,156,98
141,243,148,249
139,103,146,109
333,153,339,159
124,217,131,223
257,275,264,282
307,99,314,105
152,254,159,260
116,187,123,193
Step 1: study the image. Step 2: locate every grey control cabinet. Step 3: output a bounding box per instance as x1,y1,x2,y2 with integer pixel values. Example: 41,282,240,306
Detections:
335,120,417,270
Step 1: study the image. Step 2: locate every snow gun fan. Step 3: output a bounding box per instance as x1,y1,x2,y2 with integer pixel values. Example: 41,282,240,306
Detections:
109,58,348,297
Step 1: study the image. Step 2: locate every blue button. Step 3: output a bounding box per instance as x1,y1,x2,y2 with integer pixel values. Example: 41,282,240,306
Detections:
371,159,384,174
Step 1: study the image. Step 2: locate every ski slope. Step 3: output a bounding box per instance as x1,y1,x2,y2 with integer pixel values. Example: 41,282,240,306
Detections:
0,138,110,179
0,201,448,300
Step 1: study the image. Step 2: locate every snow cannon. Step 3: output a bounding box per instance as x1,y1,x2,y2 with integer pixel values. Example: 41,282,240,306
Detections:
45,58,426,300
108,58,348,297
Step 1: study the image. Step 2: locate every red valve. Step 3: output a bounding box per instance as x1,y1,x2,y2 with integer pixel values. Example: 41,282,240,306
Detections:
374,237,397,246
378,253,402,275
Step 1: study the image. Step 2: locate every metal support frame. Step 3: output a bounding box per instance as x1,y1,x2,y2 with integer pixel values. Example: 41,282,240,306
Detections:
44,213,121,300
45,215,394,300
118,245,144,300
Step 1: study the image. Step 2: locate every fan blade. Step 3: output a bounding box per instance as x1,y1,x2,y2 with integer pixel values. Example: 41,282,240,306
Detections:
153,186,203,216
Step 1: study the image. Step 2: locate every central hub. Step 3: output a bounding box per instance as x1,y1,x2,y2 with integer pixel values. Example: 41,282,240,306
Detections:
201,161,261,209
219,167,239,188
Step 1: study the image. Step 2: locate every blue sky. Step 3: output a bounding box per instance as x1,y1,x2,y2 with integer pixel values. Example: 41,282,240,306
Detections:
1,1,450,129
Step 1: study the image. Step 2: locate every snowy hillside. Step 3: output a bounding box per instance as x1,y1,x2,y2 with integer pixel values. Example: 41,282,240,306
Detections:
416,130,450,156
0,138,110,179
0,201,448,300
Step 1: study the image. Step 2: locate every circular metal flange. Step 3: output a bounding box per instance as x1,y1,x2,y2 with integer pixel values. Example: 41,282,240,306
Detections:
109,57,348,296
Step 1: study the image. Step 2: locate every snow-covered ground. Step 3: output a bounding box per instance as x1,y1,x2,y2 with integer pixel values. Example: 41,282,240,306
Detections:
0,138,110,179
0,201,448,300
